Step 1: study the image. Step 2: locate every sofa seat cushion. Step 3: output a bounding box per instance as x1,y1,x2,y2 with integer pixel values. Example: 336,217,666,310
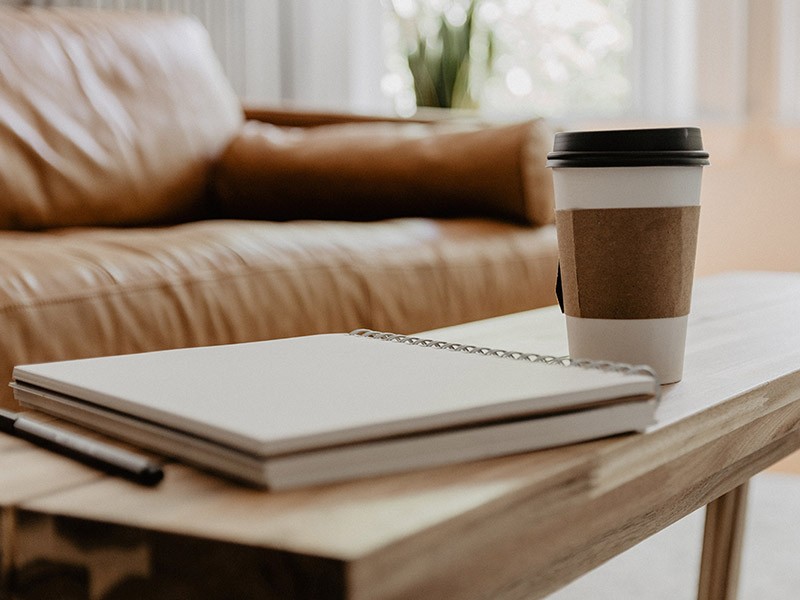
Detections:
0,219,557,406
0,8,242,230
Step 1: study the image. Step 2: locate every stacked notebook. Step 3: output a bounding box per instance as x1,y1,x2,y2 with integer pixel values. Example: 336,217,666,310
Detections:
10,329,660,489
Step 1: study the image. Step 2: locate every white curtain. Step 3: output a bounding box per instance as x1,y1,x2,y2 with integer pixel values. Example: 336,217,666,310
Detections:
277,0,388,112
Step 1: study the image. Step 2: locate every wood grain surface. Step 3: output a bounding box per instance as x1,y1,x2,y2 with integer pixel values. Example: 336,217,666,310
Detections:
1,272,799,600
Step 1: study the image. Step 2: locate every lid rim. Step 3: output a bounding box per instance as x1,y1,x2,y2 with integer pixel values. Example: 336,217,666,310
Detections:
546,161,710,168
546,149,710,156
550,126,706,154
547,127,708,168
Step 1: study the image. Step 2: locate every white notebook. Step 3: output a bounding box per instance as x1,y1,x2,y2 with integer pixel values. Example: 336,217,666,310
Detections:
11,329,660,489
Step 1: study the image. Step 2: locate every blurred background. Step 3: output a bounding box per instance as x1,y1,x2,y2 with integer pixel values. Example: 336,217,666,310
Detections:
6,0,800,277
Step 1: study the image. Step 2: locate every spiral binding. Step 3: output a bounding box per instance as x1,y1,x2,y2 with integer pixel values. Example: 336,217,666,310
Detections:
348,329,658,379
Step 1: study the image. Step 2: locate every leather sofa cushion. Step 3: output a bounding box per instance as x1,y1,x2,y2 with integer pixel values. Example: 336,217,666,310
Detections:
0,8,242,230
0,219,558,407
213,119,556,226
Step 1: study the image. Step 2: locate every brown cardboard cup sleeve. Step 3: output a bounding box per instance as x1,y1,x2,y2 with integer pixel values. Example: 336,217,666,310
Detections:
556,206,700,319
213,119,555,225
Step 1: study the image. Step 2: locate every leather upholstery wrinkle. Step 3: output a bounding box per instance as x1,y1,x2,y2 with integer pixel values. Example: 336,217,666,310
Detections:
0,8,242,230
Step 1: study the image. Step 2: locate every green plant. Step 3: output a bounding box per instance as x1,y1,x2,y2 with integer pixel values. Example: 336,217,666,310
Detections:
396,1,492,109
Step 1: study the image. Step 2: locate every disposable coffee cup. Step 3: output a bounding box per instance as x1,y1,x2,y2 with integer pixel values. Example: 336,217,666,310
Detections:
546,127,709,384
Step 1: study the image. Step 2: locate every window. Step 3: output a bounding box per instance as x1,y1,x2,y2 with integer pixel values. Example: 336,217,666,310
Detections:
382,0,748,122
384,0,634,118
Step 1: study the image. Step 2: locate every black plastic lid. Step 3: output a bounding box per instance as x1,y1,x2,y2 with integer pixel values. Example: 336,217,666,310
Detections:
546,127,709,168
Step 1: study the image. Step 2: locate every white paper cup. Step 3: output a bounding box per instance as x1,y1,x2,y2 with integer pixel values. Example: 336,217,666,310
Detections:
547,128,709,384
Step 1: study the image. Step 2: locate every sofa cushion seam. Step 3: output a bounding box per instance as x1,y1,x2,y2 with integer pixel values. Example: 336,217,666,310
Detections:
0,249,557,314
0,262,358,314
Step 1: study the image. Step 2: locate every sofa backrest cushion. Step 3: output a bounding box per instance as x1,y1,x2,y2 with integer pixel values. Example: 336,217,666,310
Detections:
212,118,556,226
0,8,243,230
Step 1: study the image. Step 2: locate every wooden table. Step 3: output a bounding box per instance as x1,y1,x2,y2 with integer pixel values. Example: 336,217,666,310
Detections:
2,272,799,600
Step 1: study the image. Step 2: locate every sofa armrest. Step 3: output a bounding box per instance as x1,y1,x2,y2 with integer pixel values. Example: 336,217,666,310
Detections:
242,106,411,128
215,116,556,226
241,105,475,128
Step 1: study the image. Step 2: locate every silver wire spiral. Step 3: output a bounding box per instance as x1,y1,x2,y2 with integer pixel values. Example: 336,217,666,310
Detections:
349,329,658,378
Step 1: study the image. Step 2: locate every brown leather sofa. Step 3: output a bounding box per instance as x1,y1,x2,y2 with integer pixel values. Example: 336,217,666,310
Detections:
0,8,559,409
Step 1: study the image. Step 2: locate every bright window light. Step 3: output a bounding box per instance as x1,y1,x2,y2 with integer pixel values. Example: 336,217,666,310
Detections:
383,0,747,121
384,0,634,118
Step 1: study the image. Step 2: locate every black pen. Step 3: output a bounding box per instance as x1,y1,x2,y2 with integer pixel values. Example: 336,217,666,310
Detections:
0,409,163,486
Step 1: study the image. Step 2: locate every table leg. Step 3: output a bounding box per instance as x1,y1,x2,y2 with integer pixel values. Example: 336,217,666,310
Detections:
697,481,750,600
